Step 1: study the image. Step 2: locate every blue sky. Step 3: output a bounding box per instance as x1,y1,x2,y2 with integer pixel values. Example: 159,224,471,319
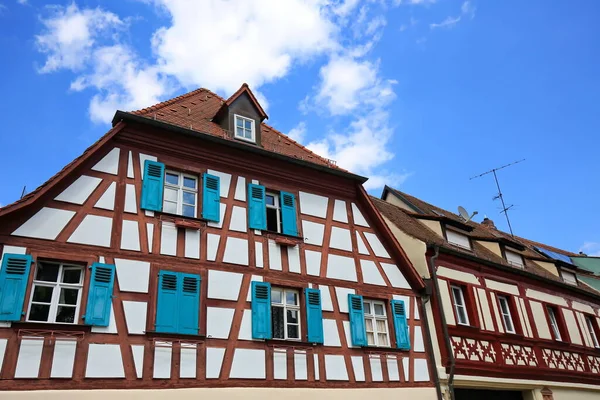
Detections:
0,0,598,255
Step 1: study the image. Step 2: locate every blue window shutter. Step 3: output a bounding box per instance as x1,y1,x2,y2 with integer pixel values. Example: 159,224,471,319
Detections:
247,184,266,230
0,254,32,321
251,281,271,339
84,263,115,326
391,300,410,350
280,191,298,236
156,271,179,333
202,173,220,222
140,160,165,212
305,288,324,343
178,273,200,335
348,294,367,346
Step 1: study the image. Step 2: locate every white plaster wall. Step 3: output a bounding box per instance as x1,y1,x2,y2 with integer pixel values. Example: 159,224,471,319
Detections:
115,259,150,293
329,227,352,251
12,207,75,240
323,319,342,347
326,254,358,282
332,199,348,223
529,300,552,339
324,355,348,380
139,154,157,179
562,309,583,345
127,151,134,179
154,343,172,379
299,192,328,218
147,223,154,253
518,297,533,337
414,326,425,352
351,356,365,381
305,250,322,276
437,279,456,326
85,344,125,378
414,358,430,382
314,354,320,380
207,169,232,198
477,288,495,331
302,220,325,246
160,222,177,256
356,232,369,255
268,240,282,271
131,345,144,378
238,310,253,340
343,321,354,348
294,351,308,380
363,232,390,258
206,347,226,379
206,307,235,339
229,206,247,233
92,147,120,175
230,349,266,379
123,301,147,335
288,245,301,273
526,289,568,307
360,259,386,286
234,177,246,201
15,338,43,378
180,344,197,378
184,229,200,259
370,357,383,381
472,287,486,329
335,287,356,313
255,241,263,268
55,175,102,205
320,285,334,311
274,350,287,380
437,267,479,285
124,184,137,214
351,203,369,227
387,356,400,381
402,357,409,381
94,181,116,211
121,220,140,251
223,237,249,266
485,279,519,296
381,263,410,288
68,215,112,247
207,234,220,261
208,270,243,301
50,340,77,378
572,301,595,314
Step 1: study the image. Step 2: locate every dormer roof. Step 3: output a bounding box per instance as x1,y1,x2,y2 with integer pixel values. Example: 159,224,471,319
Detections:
223,83,268,120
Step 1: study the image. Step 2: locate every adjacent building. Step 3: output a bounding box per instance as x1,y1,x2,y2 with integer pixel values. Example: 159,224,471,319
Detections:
0,85,436,399
376,186,600,400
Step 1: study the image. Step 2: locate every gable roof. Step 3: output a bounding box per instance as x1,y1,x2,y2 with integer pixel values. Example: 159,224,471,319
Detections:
223,83,268,120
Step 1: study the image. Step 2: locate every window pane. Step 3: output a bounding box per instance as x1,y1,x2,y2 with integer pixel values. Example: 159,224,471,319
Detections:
376,319,387,334
236,126,244,137
286,291,298,305
182,205,195,218
244,120,252,130
32,286,53,303
271,289,282,304
457,306,468,324
365,318,374,332
287,324,299,339
35,263,59,282
499,298,509,314
378,333,389,346
236,117,244,127
165,173,179,185
163,201,177,214
59,288,79,305
29,304,50,322
62,269,81,284
164,187,178,202
266,207,279,232
272,306,284,339
56,306,76,323
367,332,375,345
265,195,275,206
374,303,384,316
363,302,371,315
287,309,299,324
183,191,196,205
183,177,196,189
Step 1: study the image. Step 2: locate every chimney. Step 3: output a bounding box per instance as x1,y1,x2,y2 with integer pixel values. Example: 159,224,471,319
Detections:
481,217,496,229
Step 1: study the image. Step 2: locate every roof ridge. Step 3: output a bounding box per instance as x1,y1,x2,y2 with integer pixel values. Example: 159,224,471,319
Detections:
133,87,225,116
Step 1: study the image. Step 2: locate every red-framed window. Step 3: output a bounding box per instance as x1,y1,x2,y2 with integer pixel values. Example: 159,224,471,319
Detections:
496,294,523,335
545,305,569,342
584,315,600,348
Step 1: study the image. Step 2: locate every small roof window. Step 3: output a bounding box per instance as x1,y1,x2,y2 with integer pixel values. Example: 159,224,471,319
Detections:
234,114,256,143
446,228,471,250
505,248,524,268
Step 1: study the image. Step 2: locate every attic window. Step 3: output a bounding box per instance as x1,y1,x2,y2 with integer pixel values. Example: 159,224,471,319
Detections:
505,248,524,268
445,228,471,250
234,114,255,143
560,269,578,286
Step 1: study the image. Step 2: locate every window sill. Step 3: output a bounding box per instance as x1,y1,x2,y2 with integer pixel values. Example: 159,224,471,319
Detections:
361,345,410,353
146,330,206,341
265,338,320,347
262,231,303,246
13,321,91,330
157,212,210,229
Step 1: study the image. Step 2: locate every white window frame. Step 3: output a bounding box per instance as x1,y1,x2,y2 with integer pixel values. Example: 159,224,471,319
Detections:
446,229,471,250
234,114,256,143
265,191,282,233
271,287,301,341
451,285,470,326
586,316,600,348
505,248,524,268
363,299,390,347
547,306,562,341
497,295,516,334
163,170,198,218
26,262,84,325
560,270,578,286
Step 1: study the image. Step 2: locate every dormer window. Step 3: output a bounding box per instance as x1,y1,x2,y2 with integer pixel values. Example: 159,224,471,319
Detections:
234,114,256,143
445,228,471,250
560,269,578,286
505,248,524,268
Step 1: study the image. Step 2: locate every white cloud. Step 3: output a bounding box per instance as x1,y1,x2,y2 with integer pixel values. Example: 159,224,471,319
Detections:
287,122,307,143
580,242,600,257
333,0,361,17
35,3,123,73
430,1,475,29
17,0,28,5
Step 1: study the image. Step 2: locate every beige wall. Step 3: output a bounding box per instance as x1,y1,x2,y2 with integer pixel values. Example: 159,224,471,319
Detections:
385,193,416,212
476,240,502,258
419,219,444,237
534,260,560,277
381,214,430,278
550,388,600,400
1,387,439,400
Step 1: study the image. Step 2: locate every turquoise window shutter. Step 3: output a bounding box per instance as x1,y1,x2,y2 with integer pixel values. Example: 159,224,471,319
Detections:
348,294,367,346
251,281,272,339
305,288,324,343
178,273,200,335
0,254,32,321
391,299,410,350
280,191,298,236
140,160,165,211
84,263,115,326
248,184,266,230
202,173,220,222
156,271,179,333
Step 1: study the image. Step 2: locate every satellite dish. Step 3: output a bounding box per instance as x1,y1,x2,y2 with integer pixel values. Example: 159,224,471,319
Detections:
458,206,478,222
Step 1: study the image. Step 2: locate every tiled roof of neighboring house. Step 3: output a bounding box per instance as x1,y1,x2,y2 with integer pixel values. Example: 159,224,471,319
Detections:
375,187,600,296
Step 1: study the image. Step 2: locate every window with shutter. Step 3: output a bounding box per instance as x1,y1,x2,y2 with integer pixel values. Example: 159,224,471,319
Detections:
84,263,115,327
202,173,220,222
248,184,267,230
280,191,298,236
0,254,33,321
251,281,272,339
391,299,410,350
348,294,367,346
305,288,323,343
156,271,201,334
178,274,200,335
141,160,165,212
156,271,179,333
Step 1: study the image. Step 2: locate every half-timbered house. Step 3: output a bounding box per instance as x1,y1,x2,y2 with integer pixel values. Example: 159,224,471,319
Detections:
375,186,600,400
0,85,437,399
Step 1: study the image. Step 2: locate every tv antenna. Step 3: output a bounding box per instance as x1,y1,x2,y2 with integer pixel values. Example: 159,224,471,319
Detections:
458,206,478,223
470,159,525,236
